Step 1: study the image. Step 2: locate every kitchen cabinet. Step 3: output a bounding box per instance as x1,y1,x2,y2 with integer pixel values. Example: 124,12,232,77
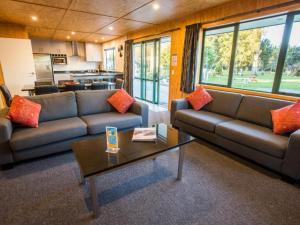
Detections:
51,41,67,54
31,39,51,54
31,39,67,54
85,43,102,62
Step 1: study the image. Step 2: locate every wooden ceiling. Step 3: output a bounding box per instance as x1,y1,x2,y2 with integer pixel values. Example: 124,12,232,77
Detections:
0,0,232,43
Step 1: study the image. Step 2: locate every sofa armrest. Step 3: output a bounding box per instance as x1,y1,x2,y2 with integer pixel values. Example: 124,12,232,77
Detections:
0,108,12,143
170,99,189,125
129,101,149,127
281,129,300,180
0,108,14,165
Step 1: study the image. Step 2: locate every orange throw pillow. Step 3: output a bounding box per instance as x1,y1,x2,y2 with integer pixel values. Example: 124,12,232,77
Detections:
186,86,213,110
8,96,41,128
271,100,300,134
107,89,135,113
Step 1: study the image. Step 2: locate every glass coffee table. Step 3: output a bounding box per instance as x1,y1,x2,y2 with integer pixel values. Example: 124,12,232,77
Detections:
72,124,195,217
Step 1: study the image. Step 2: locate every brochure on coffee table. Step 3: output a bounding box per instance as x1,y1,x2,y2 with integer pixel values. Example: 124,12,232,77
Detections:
132,128,157,142
106,126,120,153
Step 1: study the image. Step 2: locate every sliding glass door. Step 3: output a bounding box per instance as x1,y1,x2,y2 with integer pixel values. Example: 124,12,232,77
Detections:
133,37,171,106
133,39,160,104
133,43,142,99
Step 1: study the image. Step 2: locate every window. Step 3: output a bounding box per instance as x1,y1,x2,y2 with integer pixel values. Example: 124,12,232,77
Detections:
200,12,300,96
232,16,286,92
104,48,115,70
279,14,300,94
201,26,234,85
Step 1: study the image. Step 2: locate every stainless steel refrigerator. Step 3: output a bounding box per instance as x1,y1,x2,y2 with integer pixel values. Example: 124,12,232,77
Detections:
33,54,53,83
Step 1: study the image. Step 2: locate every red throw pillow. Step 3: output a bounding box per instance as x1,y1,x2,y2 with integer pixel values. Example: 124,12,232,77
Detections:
186,86,213,110
8,96,41,128
271,100,300,134
107,89,135,113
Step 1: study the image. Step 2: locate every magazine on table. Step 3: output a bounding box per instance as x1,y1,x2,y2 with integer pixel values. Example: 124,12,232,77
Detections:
132,127,157,142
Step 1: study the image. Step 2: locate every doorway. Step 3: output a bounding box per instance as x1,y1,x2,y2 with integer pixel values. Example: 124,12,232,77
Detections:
133,36,171,107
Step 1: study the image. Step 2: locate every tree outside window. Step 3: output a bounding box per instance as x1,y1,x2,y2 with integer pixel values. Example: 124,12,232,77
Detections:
200,12,300,96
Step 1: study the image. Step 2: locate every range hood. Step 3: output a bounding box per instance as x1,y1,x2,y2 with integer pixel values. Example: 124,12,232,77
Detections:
71,41,79,57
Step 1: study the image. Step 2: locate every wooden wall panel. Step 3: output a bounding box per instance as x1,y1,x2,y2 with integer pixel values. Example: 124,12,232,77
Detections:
121,0,300,107
0,22,28,39
0,62,6,109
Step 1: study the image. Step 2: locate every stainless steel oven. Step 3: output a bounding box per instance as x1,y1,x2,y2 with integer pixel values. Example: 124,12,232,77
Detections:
51,54,68,65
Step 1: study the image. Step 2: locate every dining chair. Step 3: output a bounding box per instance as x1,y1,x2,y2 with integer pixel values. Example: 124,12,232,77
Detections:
34,85,59,95
91,82,109,90
115,78,124,89
64,84,85,91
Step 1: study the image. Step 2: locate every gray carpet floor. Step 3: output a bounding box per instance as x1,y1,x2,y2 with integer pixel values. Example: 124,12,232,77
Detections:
0,141,299,225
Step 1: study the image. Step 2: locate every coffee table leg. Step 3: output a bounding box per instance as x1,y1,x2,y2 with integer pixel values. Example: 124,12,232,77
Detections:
79,170,85,185
177,146,185,180
89,176,99,217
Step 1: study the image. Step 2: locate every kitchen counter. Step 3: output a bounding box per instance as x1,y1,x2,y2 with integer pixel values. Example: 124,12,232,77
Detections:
53,71,123,84
70,72,122,77
53,70,123,75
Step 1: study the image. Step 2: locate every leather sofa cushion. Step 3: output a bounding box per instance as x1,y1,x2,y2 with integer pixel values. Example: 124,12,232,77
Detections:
203,90,243,118
76,90,117,116
10,117,87,151
215,120,288,158
236,96,293,128
27,92,78,123
81,112,142,135
175,109,233,132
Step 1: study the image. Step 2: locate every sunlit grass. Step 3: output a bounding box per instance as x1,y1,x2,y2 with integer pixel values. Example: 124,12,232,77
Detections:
202,71,300,94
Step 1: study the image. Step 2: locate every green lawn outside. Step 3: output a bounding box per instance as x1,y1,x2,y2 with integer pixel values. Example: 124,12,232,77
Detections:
202,71,300,94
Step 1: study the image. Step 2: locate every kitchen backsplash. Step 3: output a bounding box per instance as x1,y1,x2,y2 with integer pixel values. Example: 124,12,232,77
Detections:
53,56,101,71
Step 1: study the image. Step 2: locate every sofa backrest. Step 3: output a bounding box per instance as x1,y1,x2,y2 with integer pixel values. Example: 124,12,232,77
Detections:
75,90,117,116
203,90,243,118
27,92,78,122
236,95,293,128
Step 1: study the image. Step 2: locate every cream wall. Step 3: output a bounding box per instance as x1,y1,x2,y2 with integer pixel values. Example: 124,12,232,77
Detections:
102,36,126,72
0,38,36,96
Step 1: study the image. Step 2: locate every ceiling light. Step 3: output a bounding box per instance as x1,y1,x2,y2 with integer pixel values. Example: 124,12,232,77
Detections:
31,16,38,21
101,37,105,40
71,31,76,35
108,26,114,31
66,36,70,40
153,3,160,10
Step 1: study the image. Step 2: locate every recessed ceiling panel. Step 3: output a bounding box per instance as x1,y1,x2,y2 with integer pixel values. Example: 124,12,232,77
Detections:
84,33,120,43
14,0,72,8
124,0,232,24
0,0,66,28
53,30,89,41
97,19,151,36
58,10,116,33
70,0,152,18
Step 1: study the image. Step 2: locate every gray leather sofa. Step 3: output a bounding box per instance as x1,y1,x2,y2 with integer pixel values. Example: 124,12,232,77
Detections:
171,89,300,181
0,90,148,166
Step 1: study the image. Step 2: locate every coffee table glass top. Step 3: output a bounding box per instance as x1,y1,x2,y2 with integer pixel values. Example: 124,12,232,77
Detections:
72,124,195,178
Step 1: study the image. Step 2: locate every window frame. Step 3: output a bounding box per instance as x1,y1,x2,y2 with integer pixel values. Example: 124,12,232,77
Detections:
104,47,115,71
199,11,300,97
